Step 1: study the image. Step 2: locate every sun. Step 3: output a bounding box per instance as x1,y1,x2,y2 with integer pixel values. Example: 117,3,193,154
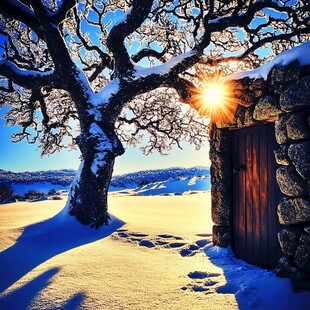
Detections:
202,83,228,109
189,74,237,123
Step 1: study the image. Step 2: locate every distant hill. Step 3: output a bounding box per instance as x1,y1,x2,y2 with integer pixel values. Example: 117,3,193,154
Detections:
0,167,210,195
0,169,75,186
111,166,210,188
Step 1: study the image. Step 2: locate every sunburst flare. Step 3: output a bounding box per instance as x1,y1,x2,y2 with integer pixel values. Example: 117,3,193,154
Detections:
189,74,237,123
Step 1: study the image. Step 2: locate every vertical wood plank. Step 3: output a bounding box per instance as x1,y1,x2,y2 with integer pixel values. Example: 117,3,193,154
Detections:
232,133,240,256
252,131,261,259
259,126,269,264
239,131,246,258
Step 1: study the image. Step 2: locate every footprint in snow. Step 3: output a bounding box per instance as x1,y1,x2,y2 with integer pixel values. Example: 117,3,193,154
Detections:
182,271,221,294
179,239,211,257
188,271,220,279
168,242,186,248
117,232,129,238
139,240,155,248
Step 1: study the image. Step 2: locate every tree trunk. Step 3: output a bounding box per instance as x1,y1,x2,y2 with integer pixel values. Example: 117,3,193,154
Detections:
66,124,124,227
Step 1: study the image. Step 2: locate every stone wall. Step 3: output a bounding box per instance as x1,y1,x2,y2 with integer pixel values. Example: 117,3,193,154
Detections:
209,61,310,290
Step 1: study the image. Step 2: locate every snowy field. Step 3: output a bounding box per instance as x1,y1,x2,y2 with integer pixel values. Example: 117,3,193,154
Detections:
0,191,309,310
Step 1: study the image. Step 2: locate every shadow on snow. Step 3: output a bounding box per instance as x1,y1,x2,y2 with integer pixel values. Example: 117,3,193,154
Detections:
204,245,310,310
0,268,85,309
0,205,124,294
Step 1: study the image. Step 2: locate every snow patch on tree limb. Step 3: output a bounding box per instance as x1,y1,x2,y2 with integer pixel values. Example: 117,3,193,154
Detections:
91,152,108,176
115,8,132,26
0,60,53,77
88,79,120,121
89,123,113,176
92,78,120,106
66,160,84,210
75,67,94,99
133,51,196,78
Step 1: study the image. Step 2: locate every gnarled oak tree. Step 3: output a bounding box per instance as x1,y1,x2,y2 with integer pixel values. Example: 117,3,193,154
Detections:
0,0,309,226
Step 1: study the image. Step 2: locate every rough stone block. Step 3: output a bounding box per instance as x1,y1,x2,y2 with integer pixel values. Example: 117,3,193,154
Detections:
277,257,308,292
235,106,257,128
211,182,231,225
236,94,254,107
278,197,310,225
278,227,302,256
249,78,265,90
286,112,310,140
268,63,300,95
232,77,250,91
274,145,290,165
269,61,300,83
269,65,288,84
210,128,231,153
288,141,310,179
210,155,232,226
294,233,310,271
212,225,231,247
275,114,290,144
280,75,310,112
276,166,308,197
214,113,237,128
254,89,265,98
210,153,232,182
253,95,282,121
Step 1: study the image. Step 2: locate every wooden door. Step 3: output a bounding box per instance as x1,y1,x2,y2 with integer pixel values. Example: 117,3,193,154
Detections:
232,124,282,267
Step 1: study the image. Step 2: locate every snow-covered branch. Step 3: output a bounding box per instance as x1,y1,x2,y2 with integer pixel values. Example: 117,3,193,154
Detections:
107,0,153,76
0,59,56,89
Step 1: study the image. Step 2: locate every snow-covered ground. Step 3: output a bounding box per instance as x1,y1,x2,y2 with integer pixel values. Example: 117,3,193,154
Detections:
110,176,210,196
0,191,309,309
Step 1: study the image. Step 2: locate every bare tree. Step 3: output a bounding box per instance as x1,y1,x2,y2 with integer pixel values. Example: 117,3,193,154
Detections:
0,0,309,227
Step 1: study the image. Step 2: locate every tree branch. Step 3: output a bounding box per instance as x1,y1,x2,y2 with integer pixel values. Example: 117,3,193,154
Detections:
132,47,166,63
0,59,56,89
107,0,153,77
0,0,41,35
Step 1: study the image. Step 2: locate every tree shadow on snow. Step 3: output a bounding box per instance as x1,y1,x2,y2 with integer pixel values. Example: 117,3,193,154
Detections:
0,268,85,309
0,205,124,293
